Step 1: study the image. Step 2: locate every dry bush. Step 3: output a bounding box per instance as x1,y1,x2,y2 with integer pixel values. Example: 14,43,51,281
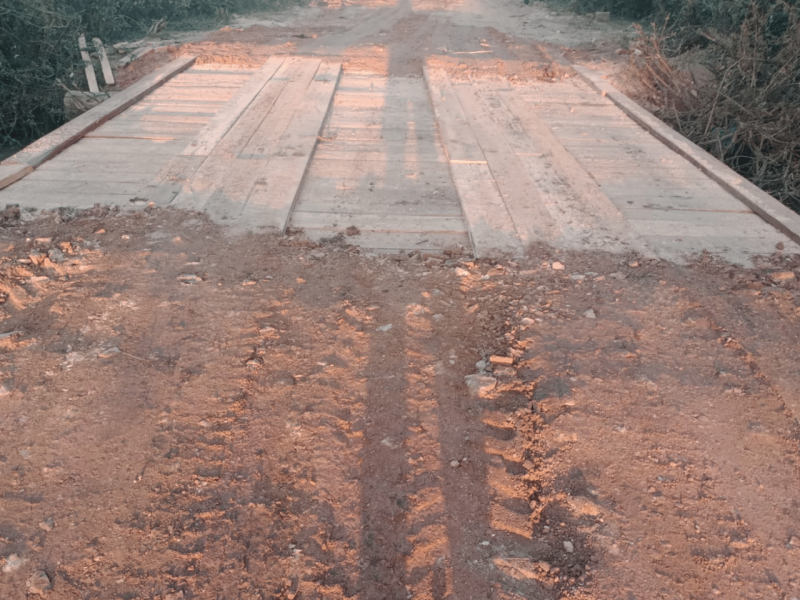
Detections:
629,1,800,211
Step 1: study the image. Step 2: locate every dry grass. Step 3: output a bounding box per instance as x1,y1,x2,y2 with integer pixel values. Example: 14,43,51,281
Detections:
628,2,800,212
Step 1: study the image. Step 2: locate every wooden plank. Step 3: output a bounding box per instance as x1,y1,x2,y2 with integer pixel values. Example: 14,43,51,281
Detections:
55,138,186,155
498,89,645,253
303,158,453,181
294,195,464,217
118,45,154,67
424,68,523,257
93,38,115,85
183,56,286,157
625,216,785,238
171,57,312,212
79,35,100,93
145,90,238,102
240,61,342,231
641,234,798,261
137,115,211,124
423,69,487,164
573,65,800,248
25,168,153,184
133,155,207,205
290,211,466,233
318,127,441,143
35,156,164,173
238,58,324,159
451,84,557,246
84,133,194,142
7,179,142,195
2,55,196,168
311,144,447,162
0,164,33,191
88,121,203,135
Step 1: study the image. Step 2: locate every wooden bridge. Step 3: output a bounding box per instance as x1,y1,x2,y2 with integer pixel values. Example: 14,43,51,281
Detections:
2,54,799,263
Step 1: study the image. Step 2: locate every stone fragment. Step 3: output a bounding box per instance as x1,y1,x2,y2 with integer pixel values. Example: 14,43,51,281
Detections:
450,460,460,468
27,570,52,595
455,267,470,277
489,355,514,366
770,271,796,282
537,561,551,573
38,517,55,532
47,248,65,263
563,540,574,553
377,324,392,332
551,262,565,270
2,553,26,573
583,309,596,319
177,274,202,284
97,347,120,359
464,374,497,398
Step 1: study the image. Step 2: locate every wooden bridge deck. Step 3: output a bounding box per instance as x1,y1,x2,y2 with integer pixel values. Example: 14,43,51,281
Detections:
2,55,799,263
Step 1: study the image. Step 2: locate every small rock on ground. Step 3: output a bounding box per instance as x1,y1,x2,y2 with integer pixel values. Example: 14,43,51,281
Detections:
2,553,26,573
27,570,52,596
464,374,497,398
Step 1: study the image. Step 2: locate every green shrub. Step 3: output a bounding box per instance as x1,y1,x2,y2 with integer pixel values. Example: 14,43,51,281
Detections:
0,0,287,147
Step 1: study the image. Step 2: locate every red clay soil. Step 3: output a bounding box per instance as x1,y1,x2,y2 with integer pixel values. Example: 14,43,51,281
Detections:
1,207,799,599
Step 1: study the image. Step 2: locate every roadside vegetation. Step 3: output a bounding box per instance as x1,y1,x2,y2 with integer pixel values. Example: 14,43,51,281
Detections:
0,0,293,149
556,0,800,212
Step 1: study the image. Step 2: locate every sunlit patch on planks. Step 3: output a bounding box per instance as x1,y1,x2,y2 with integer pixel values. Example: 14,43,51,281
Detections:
289,74,471,253
0,63,254,210
424,64,800,264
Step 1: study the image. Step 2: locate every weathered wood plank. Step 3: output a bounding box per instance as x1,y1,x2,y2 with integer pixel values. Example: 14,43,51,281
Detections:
238,58,323,160
7,179,142,195
498,89,645,253
183,56,286,156
171,57,314,212
573,65,800,247
452,84,557,246
93,38,115,85
25,167,153,184
79,35,100,93
35,156,164,173
290,211,466,233
2,55,196,168
0,164,33,191
241,61,342,231
424,67,522,257
294,194,464,216
54,138,186,155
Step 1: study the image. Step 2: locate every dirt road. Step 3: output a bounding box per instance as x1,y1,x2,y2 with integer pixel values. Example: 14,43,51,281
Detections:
2,1,800,599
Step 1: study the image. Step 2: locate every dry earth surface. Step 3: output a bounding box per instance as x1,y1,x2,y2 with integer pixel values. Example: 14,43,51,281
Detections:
3,1,800,599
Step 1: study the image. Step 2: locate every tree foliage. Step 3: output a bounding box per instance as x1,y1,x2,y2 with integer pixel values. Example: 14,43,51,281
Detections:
0,0,274,147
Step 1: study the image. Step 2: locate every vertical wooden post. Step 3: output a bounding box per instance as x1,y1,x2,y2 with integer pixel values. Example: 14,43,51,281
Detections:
93,38,115,86
78,35,100,93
